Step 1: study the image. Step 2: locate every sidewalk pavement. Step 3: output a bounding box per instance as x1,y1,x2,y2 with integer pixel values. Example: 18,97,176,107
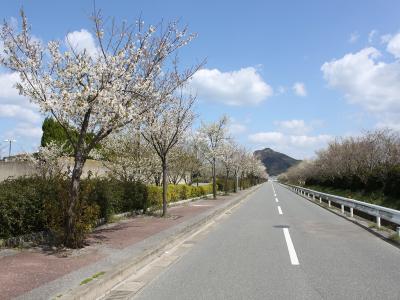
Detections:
0,187,258,300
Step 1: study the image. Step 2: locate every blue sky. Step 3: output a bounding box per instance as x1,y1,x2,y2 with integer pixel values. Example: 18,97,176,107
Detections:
1,0,400,159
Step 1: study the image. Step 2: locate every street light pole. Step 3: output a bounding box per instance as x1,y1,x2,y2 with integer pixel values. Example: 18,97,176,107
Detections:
4,139,16,158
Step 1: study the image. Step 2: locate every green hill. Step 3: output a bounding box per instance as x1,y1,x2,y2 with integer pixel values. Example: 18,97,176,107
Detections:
254,148,300,176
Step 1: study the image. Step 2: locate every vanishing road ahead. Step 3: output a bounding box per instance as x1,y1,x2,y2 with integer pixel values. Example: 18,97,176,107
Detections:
134,182,400,299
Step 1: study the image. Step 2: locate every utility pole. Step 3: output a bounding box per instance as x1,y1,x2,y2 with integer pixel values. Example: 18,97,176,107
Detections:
4,139,16,158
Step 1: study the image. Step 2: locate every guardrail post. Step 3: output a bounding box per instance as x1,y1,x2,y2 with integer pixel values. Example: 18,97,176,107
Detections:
397,227,400,238
376,216,381,228
350,207,353,217
312,194,315,201
328,200,331,207
341,204,344,214
319,196,322,204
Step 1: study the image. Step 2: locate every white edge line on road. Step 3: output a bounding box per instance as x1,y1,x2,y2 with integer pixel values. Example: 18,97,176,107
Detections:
283,228,299,265
277,206,283,215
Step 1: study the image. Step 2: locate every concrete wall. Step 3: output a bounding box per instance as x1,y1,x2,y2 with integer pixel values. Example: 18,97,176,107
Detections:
0,159,109,182
0,161,37,181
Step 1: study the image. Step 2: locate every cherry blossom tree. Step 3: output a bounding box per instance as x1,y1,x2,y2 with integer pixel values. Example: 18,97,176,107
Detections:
0,9,196,246
142,94,195,216
231,146,247,192
197,116,229,199
100,127,159,183
219,140,238,194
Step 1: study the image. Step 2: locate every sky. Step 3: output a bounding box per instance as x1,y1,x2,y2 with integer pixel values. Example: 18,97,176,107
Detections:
1,0,400,159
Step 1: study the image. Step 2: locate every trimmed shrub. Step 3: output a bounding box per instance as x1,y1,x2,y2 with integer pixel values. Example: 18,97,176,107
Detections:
0,177,50,239
88,178,124,222
146,185,163,209
43,178,100,247
0,178,214,242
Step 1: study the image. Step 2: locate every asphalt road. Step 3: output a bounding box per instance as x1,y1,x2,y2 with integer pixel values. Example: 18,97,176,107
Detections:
133,182,400,300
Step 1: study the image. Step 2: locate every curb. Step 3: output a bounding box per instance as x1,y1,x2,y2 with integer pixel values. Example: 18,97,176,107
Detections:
61,185,261,300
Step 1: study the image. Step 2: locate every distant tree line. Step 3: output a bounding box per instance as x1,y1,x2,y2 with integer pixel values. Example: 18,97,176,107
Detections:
279,129,400,200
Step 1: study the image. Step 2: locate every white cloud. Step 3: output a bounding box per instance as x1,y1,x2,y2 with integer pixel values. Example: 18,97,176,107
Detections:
65,29,99,57
386,32,400,58
0,72,27,105
8,123,43,139
349,31,359,43
229,122,247,135
249,131,285,144
248,131,332,159
0,104,41,123
188,67,273,106
292,82,307,97
0,72,41,123
368,30,378,43
275,119,311,135
381,34,392,44
321,47,400,126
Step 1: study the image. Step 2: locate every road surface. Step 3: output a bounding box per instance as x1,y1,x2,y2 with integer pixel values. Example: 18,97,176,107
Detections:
133,182,400,299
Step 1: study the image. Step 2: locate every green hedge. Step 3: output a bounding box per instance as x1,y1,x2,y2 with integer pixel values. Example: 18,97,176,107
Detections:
216,177,256,193
146,183,213,209
0,177,50,239
0,177,213,240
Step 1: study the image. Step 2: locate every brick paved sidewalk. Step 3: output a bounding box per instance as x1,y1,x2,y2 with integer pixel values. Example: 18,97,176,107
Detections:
0,194,241,300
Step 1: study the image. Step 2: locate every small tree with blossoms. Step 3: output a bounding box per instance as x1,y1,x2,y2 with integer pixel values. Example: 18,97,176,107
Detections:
219,140,238,194
0,9,196,247
100,127,160,184
197,116,229,199
231,146,247,192
142,94,195,216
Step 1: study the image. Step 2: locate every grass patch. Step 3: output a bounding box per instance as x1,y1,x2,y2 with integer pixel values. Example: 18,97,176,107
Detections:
367,223,391,232
80,278,93,285
80,271,105,285
305,185,400,210
389,233,400,244
108,214,128,223
92,271,105,279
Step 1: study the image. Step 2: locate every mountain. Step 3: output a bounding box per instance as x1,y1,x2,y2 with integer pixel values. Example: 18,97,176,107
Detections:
254,148,301,176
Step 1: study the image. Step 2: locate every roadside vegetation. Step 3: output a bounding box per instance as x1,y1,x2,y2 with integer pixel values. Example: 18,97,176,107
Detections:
0,9,267,248
279,129,400,210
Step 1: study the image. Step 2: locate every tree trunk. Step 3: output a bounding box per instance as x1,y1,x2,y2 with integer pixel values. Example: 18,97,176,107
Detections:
65,151,86,248
154,174,161,186
162,158,168,217
212,158,217,199
225,169,229,194
234,171,238,193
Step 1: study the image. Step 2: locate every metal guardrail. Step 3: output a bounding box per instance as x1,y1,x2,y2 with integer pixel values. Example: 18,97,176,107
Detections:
282,184,400,236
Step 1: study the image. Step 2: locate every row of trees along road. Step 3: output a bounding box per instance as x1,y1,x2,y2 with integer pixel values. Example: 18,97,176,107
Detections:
279,129,400,209
0,10,267,247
